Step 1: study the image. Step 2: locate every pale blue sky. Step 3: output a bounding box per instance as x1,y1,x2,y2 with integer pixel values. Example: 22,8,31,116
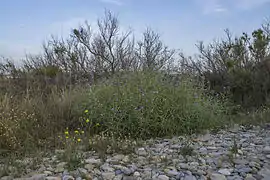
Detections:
0,0,269,60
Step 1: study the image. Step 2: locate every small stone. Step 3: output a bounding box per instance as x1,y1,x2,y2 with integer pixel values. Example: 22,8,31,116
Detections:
253,174,264,180
122,177,137,180
229,124,241,132
198,157,206,165
186,171,192,176
171,145,182,149
237,149,244,155
137,148,147,156
46,166,54,172
102,172,115,180
127,164,137,172
176,172,185,179
227,175,242,180
200,175,208,180
115,169,123,175
0,176,13,180
120,156,129,163
100,163,114,172
133,171,140,177
38,165,46,173
61,175,74,180
167,170,179,177
245,174,256,180
184,175,197,180
194,170,206,176
258,168,270,178
45,177,61,180
84,164,94,171
207,147,218,150
78,168,88,176
55,149,65,154
93,168,101,175
157,175,169,180
30,174,46,180
83,174,93,180
199,147,208,154
218,169,231,176
44,171,53,176
263,146,270,154
210,173,226,180
112,154,125,161
248,162,260,168
122,167,133,175
235,158,249,165
114,175,123,180
55,162,67,173
178,163,189,169
239,171,247,177
189,162,199,167
238,167,252,173
85,158,102,166
141,169,152,179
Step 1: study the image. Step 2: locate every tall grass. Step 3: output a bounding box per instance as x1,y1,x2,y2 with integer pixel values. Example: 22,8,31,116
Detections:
0,86,88,153
0,71,230,153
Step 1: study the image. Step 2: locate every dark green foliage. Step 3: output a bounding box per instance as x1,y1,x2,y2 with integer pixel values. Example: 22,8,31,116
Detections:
79,72,228,139
184,23,270,110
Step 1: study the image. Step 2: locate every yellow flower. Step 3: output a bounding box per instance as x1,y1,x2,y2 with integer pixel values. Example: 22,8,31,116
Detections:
77,138,81,142
74,130,79,134
64,131,69,135
84,110,89,113
86,119,90,123
65,136,69,139
96,123,100,127
81,131,84,134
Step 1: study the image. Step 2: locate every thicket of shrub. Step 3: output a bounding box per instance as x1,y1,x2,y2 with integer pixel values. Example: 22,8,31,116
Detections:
182,27,270,110
79,72,229,138
0,10,270,154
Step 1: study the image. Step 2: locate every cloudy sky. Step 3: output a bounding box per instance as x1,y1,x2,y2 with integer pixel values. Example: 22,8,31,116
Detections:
0,0,269,60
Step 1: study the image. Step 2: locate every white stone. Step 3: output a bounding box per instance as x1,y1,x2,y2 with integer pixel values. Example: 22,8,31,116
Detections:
218,168,231,176
263,146,270,154
157,175,169,180
134,171,141,177
210,173,226,180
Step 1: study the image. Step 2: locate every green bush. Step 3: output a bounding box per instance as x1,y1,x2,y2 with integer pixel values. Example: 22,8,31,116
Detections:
186,25,270,110
79,71,229,139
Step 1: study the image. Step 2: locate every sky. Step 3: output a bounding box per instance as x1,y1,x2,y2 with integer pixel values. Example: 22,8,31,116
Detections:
0,0,270,61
